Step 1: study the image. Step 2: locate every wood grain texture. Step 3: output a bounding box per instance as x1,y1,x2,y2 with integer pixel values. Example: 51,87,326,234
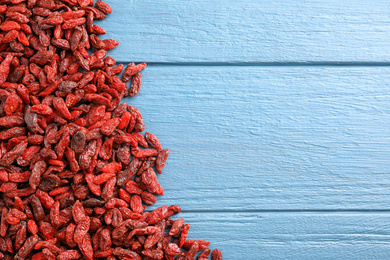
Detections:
123,66,390,211
176,212,390,259
99,0,390,63
95,1,390,258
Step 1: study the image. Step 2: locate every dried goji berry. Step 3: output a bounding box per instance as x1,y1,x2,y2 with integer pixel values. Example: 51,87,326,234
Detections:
183,240,210,251
179,224,191,248
74,216,90,243
211,248,223,260
197,248,212,260
122,63,146,82
14,235,39,260
0,21,21,31
0,0,221,258
95,0,113,14
27,219,39,235
129,72,142,97
169,218,185,236
156,148,169,174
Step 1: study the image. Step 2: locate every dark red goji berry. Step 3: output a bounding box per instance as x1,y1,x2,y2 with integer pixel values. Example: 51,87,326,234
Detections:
0,1,220,258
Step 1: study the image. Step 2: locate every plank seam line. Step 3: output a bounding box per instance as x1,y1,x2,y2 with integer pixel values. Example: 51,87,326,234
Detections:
117,61,390,67
174,209,390,214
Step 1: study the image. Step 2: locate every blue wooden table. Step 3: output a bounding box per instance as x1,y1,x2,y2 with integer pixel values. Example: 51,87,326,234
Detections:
102,0,390,258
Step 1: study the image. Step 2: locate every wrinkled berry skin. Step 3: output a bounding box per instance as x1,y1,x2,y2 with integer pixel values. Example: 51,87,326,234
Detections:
0,0,221,259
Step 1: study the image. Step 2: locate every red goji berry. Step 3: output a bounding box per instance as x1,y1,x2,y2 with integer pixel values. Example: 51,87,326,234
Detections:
0,0,221,258
212,248,223,260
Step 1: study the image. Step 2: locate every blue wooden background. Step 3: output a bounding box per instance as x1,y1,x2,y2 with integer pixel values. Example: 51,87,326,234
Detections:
102,0,390,259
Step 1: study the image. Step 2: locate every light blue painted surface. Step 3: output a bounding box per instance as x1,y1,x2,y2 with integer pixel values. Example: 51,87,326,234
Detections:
175,212,390,259
101,0,390,63
124,67,390,212
104,0,390,259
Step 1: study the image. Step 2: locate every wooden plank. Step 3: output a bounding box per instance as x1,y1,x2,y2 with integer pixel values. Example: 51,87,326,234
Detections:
99,0,390,63
176,212,390,259
122,66,390,211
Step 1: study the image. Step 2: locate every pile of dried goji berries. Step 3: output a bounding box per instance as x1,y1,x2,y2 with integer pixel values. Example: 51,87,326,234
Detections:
0,0,222,260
